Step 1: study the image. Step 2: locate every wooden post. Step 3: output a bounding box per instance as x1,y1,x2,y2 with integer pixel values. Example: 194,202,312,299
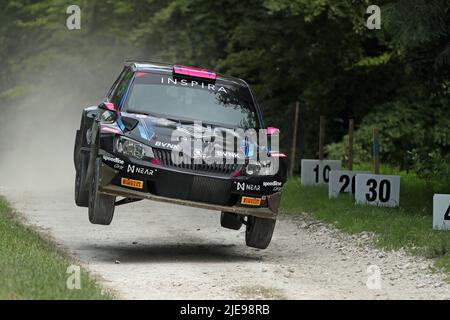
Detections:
319,116,325,161
348,119,354,170
289,101,300,177
373,128,380,174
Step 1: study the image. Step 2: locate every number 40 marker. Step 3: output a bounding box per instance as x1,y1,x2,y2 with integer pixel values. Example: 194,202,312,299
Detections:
433,194,450,231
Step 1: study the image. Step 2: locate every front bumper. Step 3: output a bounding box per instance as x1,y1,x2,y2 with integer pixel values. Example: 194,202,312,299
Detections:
100,184,281,219
98,154,283,219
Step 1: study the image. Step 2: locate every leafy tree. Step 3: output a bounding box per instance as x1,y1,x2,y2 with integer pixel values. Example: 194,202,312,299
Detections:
0,0,448,180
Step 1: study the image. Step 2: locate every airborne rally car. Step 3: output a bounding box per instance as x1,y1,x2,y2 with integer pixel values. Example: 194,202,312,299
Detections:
73,61,287,249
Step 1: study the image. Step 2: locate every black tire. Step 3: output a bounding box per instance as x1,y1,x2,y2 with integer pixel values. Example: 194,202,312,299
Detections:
245,216,276,249
88,158,115,225
220,212,243,230
74,130,81,166
74,113,87,166
75,153,89,207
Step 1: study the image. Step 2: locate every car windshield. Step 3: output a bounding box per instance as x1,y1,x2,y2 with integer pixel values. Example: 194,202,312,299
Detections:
123,73,259,129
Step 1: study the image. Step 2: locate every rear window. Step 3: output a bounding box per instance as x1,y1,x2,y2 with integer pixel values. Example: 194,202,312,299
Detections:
123,73,260,129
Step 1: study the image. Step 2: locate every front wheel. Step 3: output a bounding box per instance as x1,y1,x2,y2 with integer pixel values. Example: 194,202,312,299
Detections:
245,216,276,249
88,158,115,225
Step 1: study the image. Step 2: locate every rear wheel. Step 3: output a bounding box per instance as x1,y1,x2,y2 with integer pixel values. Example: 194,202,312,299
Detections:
220,212,243,230
245,216,276,249
75,153,89,207
88,158,115,225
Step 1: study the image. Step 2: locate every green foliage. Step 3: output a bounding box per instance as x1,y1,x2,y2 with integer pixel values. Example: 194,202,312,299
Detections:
0,0,448,180
384,0,449,70
326,93,450,182
323,0,449,181
0,199,112,299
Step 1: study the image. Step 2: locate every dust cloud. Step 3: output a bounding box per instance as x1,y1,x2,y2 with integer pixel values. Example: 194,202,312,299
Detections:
0,62,123,192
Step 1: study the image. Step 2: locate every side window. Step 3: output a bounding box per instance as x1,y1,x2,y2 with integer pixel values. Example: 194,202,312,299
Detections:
110,68,134,108
107,67,127,100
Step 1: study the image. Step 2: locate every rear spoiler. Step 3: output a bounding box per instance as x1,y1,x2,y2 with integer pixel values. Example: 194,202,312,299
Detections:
173,65,217,81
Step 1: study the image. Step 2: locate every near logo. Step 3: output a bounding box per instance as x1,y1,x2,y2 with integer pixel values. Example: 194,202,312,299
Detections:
236,182,261,192
241,196,262,206
121,178,143,189
127,164,154,176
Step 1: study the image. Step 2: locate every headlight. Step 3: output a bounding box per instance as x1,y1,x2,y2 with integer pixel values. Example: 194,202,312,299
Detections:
114,136,154,160
245,163,261,176
245,160,278,176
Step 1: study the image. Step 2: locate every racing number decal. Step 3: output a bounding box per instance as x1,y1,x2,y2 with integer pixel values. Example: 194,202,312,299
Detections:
314,165,331,183
379,180,391,202
313,165,319,183
445,204,450,221
365,179,391,203
323,165,331,183
339,175,357,194
339,175,350,193
366,179,377,202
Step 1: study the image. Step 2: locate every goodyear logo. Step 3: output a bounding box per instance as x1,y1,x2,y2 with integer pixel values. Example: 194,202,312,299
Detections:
121,178,143,189
241,196,262,206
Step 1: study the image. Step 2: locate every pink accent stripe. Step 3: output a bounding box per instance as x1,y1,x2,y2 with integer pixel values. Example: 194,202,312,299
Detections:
230,170,241,177
135,72,147,77
269,152,288,158
173,65,216,80
151,158,161,166
267,127,279,135
105,102,115,111
100,126,122,134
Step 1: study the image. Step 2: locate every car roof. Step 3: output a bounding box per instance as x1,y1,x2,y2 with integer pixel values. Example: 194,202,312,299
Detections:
125,60,248,87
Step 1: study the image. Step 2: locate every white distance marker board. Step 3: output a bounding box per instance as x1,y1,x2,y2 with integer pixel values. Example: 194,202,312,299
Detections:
433,194,450,231
328,170,370,199
301,159,342,185
355,174,400,207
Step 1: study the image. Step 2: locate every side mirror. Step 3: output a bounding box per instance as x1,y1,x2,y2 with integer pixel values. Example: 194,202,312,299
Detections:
98,102,117,124
121,116,139,131
99,102,115,111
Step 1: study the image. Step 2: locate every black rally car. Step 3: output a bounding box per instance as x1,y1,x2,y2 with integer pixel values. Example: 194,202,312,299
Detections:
74,61,287,249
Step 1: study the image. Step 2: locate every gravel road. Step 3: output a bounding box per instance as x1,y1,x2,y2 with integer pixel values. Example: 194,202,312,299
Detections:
2,185,449,300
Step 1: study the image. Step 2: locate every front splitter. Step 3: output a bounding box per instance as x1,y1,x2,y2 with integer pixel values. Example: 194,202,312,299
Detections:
99,184,280,220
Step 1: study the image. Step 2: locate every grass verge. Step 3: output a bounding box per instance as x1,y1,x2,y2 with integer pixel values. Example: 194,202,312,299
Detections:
281,167,450,275
0,197,112,299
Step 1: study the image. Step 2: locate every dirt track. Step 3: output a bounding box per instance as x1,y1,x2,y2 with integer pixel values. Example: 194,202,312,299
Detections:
2,185,449,300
